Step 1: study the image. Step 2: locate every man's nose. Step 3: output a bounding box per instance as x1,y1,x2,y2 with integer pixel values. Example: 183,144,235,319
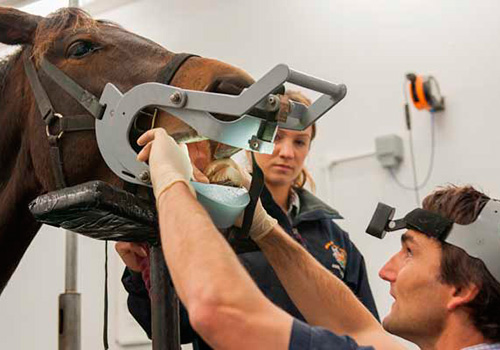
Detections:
379,255,398,282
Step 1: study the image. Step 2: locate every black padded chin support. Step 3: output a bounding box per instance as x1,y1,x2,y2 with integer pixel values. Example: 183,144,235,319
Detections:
29,180,262,253
29,181,159,243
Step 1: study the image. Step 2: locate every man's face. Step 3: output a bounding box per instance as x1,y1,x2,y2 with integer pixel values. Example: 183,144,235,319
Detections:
378,230,455,342
253,127,313,187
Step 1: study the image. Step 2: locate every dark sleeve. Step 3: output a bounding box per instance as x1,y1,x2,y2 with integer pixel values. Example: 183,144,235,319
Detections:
289,319,375,350
122,268,152,339
343,242,380,321
121,268,196,344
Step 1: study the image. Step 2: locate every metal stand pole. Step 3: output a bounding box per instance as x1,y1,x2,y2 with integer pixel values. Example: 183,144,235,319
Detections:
60,1,81,347
59,231,81,350
150,244,180,350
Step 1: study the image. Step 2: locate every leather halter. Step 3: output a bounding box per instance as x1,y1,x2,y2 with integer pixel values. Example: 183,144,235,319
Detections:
23,47,197,190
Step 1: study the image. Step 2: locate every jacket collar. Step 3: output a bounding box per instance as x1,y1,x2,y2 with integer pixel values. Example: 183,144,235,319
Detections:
294,187,343,224
260,185,343,228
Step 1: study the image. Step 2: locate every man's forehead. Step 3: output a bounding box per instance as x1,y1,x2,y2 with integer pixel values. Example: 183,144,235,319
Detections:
402,230,440,248
401,231,418,244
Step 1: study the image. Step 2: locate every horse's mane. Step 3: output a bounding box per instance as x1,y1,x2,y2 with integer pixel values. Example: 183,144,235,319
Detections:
0,50,20,99
0,50,23,191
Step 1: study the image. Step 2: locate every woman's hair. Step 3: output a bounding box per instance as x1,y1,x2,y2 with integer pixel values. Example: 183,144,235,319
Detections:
422,185,500,342
285,90,316,192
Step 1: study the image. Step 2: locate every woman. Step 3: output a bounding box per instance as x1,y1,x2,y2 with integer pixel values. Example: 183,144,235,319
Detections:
119,91,379,349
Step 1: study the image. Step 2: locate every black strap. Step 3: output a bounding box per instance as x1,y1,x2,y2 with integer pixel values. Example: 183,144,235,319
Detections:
103,241,109,350
40,59,105,119
61,115,95,132
241,153,265,237
24,51,66,189
48,115,96,134
23,48,97,189
23,50,54,123
48,139,67,188
157,53,199,84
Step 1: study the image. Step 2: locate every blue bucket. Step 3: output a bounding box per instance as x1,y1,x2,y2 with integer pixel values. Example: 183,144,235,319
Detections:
191,182,250,229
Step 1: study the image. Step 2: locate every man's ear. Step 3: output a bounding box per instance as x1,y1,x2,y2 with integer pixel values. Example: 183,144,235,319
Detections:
0,7,42,45
447,283,480,311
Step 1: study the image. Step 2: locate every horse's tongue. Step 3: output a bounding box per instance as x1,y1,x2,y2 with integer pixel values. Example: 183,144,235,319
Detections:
186,141,212,172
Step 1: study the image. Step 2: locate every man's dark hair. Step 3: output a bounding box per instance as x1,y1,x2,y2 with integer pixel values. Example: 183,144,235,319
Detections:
422,185,500,342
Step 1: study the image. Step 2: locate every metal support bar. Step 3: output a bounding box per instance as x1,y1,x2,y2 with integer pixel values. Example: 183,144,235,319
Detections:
60,5,81,350
59,230,80,350
65,231,78,291
150,244,180,350
59,292,81,350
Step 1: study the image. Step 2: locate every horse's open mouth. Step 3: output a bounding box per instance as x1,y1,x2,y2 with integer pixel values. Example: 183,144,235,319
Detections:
133,107,240,174
133,74,252,174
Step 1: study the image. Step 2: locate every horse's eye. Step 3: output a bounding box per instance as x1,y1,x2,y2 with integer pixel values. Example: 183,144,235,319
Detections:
67,41,98,59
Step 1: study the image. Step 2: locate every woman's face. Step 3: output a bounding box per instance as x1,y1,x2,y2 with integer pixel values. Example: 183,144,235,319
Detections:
253,126,313,187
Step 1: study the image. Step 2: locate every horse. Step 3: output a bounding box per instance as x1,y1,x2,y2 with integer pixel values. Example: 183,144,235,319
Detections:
0,6,254,295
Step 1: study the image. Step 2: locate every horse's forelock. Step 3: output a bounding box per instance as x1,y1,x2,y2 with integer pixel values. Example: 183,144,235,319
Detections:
32,7,99,63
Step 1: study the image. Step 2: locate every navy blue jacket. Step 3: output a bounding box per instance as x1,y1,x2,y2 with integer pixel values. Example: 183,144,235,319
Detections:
122,186,379,348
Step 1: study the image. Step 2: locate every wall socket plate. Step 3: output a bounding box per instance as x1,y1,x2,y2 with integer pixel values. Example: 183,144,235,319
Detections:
375,134,404,168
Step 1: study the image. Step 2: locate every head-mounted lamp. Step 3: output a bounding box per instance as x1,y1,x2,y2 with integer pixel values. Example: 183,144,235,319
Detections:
366,200,500,283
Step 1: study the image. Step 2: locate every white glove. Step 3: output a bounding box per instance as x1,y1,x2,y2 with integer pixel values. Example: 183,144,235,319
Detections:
136,128,195,201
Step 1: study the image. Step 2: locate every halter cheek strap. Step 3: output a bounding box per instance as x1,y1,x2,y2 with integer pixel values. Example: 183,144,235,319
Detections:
23,48,101,189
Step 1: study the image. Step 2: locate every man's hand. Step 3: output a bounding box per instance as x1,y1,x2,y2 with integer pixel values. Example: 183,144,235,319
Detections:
115,242,148,273
137,128,195,201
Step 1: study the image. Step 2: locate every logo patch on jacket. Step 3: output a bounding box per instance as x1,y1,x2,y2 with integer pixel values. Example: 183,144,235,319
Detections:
324,241,347,278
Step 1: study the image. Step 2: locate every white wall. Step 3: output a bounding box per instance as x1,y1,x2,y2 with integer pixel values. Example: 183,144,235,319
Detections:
1,0,500,349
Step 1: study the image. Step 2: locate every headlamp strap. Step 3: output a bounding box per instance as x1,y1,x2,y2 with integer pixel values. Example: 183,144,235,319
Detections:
405,209,454,239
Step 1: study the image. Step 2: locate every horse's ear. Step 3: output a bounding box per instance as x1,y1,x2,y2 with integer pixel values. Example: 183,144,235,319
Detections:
0,7,42,45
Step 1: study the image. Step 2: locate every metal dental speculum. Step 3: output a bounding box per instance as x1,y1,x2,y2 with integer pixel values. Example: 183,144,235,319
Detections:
96,64,347,186
366,200,500,283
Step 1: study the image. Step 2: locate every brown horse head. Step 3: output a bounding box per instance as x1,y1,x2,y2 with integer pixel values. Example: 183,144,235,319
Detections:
0,6,253,294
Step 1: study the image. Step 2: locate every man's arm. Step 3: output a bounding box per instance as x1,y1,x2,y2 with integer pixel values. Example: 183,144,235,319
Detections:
157,182,292,350
256,225,404,350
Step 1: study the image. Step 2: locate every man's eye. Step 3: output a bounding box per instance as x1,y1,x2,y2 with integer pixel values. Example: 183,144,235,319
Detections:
294,140,306,147
405,247,413,257
67,41,99,59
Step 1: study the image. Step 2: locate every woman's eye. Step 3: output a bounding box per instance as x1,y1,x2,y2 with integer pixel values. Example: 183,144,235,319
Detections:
68,41,98,59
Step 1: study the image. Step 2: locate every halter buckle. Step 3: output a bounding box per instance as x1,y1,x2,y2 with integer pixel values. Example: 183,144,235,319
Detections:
46,113,64,140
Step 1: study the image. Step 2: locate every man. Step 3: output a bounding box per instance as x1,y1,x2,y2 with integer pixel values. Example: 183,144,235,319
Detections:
137,127,500,349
